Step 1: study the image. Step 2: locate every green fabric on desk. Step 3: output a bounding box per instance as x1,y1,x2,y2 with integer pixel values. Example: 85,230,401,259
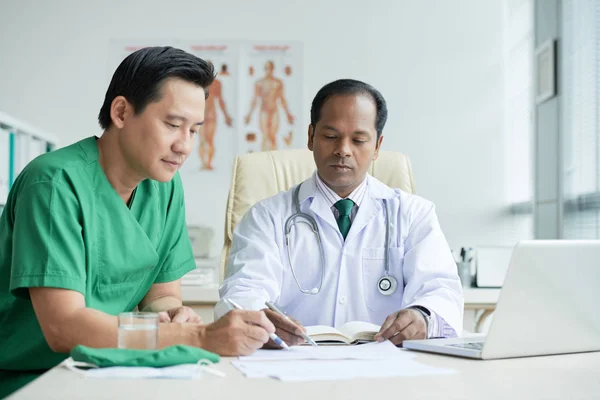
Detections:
70,345,219,368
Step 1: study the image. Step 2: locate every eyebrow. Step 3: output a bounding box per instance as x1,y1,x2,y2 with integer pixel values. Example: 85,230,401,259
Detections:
322,125,339,133
322,125,369,135
167,114,204,126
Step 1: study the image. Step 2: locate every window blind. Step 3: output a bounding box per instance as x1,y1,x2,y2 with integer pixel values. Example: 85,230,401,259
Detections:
562,0,600,238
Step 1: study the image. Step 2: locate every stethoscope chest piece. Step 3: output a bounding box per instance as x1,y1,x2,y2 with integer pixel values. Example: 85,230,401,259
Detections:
377,275,397,296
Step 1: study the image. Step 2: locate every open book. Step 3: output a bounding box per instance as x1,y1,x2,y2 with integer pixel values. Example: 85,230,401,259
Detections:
305,321,382,345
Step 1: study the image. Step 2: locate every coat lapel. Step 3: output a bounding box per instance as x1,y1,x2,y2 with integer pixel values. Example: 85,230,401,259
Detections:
345,175,396,243
298,174,340,233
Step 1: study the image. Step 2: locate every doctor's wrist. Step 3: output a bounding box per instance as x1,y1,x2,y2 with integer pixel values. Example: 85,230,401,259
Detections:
407,306,431,338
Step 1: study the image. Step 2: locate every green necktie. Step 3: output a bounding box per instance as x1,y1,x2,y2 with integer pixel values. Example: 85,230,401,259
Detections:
334,199,355,239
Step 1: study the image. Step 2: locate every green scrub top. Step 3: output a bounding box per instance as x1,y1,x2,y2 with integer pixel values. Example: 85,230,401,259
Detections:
0,136,196,372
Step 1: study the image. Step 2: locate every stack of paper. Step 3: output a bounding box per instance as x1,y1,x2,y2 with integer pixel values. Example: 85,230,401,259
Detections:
233,341,456,381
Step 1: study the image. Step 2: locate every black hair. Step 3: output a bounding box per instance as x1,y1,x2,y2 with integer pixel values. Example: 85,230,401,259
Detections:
310,79,388,138
98,46,215,129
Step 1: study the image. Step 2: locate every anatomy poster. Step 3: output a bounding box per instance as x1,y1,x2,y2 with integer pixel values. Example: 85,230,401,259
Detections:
109,40,303,162
238,42,303,154
180,41,238,175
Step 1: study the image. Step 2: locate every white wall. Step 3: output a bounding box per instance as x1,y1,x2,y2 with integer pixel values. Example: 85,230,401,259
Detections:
0,0,532,256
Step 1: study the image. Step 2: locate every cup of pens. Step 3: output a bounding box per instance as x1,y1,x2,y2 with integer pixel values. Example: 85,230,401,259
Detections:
455,247,473,288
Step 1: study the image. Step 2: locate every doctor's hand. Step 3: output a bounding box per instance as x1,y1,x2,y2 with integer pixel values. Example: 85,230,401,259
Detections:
373,308,427,346
262,309,306,348
198,310,275,356
158,306,203,324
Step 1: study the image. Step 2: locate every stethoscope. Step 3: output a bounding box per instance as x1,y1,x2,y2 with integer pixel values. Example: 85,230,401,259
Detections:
284,184,397,296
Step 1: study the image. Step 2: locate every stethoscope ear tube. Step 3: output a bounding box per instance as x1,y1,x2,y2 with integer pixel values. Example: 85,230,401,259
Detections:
285,185,325,295
378,199,396,295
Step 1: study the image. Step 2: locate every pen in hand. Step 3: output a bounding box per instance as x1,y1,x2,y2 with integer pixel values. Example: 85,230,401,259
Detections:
264,301,318,347
225,299,290,350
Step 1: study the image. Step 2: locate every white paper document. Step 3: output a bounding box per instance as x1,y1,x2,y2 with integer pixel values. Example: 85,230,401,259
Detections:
238,340,405,361
232,358,456,381
233,342,456,381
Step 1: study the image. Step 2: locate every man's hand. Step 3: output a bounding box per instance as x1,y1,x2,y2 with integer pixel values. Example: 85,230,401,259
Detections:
261,308,305,348
198,310,275,356
373,308,427,346
158,306,202,324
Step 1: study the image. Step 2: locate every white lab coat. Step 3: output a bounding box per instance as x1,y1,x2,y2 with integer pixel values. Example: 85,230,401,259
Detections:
216,174,463,333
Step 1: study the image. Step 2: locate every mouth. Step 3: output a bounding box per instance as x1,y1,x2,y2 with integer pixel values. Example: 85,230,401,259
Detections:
162,159,181,168
329,164,352,171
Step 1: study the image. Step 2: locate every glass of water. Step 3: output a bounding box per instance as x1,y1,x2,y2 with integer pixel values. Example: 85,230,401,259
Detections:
118,312,159,350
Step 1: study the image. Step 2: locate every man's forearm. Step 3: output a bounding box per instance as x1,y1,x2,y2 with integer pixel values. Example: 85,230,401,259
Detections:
139,296,182,313
47,307,203,353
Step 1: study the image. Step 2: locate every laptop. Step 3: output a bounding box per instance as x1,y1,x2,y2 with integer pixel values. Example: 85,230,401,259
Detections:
404,240,600,359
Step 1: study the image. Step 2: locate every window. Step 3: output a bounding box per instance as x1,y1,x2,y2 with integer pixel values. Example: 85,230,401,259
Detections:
562,0,600,239
505,0,535,214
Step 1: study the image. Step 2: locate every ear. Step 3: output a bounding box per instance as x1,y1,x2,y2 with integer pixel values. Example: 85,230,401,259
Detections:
307,124,315,151
373,135,384,161
109,96,131,129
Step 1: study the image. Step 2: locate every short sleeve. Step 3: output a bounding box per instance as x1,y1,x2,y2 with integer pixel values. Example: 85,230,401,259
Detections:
154,175,195,283
10,181,86,298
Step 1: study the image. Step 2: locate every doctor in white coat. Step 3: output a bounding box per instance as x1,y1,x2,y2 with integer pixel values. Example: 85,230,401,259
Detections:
217,79,463,347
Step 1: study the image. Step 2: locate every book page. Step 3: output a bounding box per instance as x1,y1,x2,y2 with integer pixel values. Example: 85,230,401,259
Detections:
338,321,381,342
305,325,346,339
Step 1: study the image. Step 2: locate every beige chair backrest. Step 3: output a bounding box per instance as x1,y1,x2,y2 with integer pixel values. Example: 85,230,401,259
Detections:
220,149,416,281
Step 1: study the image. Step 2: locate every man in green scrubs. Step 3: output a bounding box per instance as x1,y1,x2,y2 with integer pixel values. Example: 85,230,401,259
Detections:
0,47,274,397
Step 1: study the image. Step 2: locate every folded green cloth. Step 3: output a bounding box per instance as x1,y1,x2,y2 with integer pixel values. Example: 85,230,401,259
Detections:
70,345,219,368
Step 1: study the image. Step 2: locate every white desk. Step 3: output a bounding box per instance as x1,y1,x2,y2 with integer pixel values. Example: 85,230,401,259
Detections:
463,288,500,306
9,351,600,399
180,259,220,323
181,286,219,304
181,286,218,323
463,288,501,332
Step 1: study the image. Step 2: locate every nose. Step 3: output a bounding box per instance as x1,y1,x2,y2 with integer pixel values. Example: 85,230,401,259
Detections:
334,137,352,158
172,130,193,158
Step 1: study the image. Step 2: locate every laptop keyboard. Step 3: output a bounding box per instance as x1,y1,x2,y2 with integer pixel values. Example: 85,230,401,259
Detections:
446,342,484,351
